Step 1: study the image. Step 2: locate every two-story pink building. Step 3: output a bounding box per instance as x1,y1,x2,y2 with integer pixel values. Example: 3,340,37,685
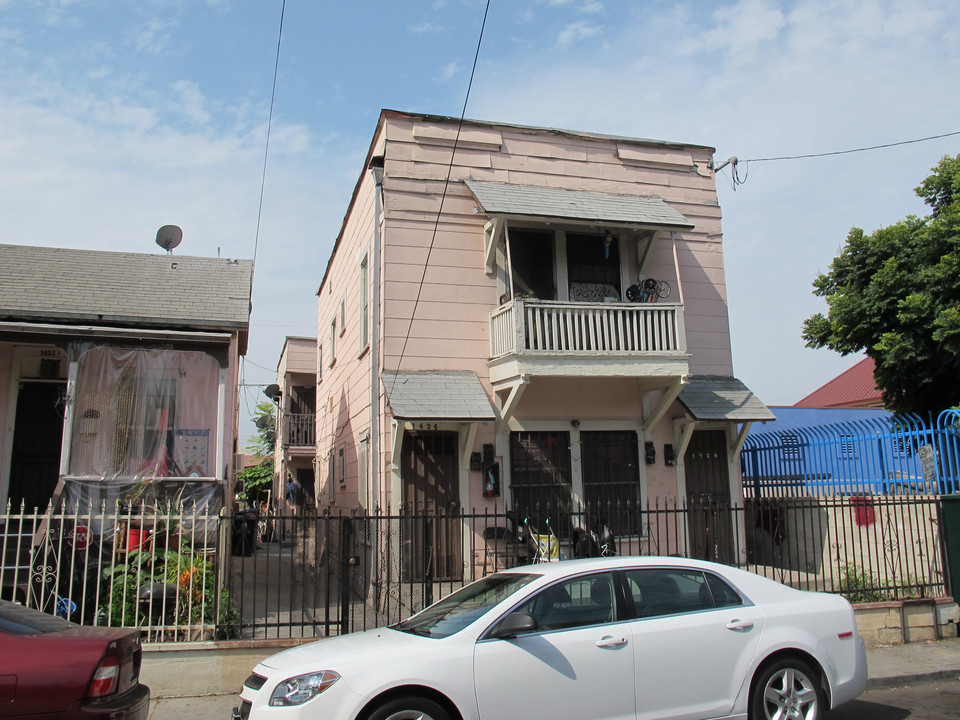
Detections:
315,110,772,566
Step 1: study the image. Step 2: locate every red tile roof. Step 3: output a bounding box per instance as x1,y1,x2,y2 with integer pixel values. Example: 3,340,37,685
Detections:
794,357,884,409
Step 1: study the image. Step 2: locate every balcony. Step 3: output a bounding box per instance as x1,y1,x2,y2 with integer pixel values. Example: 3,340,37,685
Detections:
283,413,315,449
488,298,689,385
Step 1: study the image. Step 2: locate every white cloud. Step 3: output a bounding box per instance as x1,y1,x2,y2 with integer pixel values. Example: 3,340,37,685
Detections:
556,20,602,46
408,22,445,34
171,80,210,125
133,17,178,54
436,61,461,82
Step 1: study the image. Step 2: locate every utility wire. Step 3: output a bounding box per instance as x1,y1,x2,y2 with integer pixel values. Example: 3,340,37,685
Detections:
389,0,492,392
252,0,285,266
717,129,960,191
240,0,285,416
745,130,960,163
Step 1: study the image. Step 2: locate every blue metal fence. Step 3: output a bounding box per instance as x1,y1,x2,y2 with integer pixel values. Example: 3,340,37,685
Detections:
742,409,960,496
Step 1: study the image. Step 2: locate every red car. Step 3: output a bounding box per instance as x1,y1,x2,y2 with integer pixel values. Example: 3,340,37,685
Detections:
0,599,150,719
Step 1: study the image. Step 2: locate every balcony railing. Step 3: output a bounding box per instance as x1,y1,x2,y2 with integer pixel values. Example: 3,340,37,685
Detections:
490,298,685,358
283,413,315,447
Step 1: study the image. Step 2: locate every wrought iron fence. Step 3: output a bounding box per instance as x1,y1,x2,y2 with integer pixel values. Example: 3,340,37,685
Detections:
1,494,949,643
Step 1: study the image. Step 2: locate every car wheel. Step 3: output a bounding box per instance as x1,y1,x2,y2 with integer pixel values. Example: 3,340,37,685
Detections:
366,696,450,720
750,657,825,720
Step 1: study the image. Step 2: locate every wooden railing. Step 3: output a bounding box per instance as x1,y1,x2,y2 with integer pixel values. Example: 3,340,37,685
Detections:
490,298,685,358
283,413,315,447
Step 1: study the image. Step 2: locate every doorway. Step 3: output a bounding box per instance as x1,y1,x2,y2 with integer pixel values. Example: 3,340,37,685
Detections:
400,431,461,581
684,429,734,564
8,382,66,510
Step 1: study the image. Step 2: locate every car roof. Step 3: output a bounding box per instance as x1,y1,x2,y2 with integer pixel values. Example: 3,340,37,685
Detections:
494,556,799,601
499,555,733,578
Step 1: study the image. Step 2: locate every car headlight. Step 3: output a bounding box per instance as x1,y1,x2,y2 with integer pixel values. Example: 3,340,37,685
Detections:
269,670,341,706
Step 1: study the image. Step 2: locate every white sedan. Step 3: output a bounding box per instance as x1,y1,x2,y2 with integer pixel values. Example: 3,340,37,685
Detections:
233,556,866,720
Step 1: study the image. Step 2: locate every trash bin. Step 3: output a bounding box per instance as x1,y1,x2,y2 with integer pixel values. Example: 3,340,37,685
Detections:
232,510,258,556
941,495,960,600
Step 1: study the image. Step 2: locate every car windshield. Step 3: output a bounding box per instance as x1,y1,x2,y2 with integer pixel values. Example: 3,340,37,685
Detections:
394,572,539,638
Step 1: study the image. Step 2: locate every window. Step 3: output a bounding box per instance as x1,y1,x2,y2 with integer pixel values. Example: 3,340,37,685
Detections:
327,451,336,501
338,296,346,336
624,568,741,619
317,341,322,382
580,431,640,535
513,573,616,631
359,254,369,351
509,431,572,533
781,433,801,460
838,434,858,459
337,445,345,485
509,229,556,300
567,232,621,301
329,318,337,367
358,435,369,506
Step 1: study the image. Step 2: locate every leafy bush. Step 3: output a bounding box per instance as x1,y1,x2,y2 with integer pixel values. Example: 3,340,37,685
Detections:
103,542,235,637
837,565,887,603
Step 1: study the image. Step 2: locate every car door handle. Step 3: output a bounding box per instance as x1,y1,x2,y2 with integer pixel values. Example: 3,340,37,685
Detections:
726,619,754,632
595,635,628,648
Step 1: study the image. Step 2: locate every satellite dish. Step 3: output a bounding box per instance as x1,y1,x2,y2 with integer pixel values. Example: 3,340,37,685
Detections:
156,225,183,253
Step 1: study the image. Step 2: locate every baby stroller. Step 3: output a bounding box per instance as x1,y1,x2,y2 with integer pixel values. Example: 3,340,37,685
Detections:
572,520,617,558
523,517,563,563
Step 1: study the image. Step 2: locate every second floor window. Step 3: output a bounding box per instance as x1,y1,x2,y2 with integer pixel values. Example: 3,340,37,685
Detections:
359,254,369,351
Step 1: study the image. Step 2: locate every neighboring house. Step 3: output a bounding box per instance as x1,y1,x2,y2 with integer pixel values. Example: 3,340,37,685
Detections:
274,336,317,513
794,356,883,409
0,244,253,515
314,109,773,563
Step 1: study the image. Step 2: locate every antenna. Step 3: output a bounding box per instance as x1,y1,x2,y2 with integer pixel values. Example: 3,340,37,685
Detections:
156,225,183,253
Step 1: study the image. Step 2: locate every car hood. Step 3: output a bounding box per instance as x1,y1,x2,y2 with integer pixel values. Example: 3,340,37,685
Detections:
257,627,436,674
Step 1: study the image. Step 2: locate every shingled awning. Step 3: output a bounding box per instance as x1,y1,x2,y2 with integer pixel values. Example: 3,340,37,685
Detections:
382,370,496,421
465,180,694,229
678,376,775,423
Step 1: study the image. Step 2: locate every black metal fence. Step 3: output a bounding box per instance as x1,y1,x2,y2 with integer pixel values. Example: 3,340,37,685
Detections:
2,494,949,642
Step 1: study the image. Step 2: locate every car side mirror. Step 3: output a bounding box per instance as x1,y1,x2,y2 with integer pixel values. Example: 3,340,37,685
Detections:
491,612,537,639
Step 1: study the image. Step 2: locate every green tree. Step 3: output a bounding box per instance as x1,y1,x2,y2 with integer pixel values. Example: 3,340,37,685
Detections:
247,400,276,457
802,155,960,413
236,400,276,507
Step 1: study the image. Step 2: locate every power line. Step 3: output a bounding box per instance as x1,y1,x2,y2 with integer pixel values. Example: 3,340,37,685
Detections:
251,0,285,269
745,130,960,163
716,129,960,191
389,0,492,391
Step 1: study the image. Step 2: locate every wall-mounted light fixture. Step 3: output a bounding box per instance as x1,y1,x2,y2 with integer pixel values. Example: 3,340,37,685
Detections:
664,444,676,466
645,441,656,465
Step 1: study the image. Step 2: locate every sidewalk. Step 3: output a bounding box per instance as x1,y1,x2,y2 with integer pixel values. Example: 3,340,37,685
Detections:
143,637,960,720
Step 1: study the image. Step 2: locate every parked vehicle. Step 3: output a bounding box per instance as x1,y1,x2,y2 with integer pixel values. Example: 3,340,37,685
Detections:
0,599,150,719
233,556,866,720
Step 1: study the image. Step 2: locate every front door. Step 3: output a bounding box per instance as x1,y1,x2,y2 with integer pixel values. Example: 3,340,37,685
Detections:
400,430,461,581
8,382,66,511
684,429,734,563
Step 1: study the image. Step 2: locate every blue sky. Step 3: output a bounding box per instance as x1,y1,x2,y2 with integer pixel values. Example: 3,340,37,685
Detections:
2,0,959,443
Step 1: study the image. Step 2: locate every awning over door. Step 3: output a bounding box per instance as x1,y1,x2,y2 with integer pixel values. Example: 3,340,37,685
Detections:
382,370,496,421
678,376,776,423
465,180,694,229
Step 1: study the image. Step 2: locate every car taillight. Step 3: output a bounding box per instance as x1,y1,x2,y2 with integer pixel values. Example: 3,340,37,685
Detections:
88,655,120,698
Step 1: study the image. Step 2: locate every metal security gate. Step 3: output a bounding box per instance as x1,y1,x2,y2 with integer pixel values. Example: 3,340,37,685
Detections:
400,431,461,582
685,430,735,563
